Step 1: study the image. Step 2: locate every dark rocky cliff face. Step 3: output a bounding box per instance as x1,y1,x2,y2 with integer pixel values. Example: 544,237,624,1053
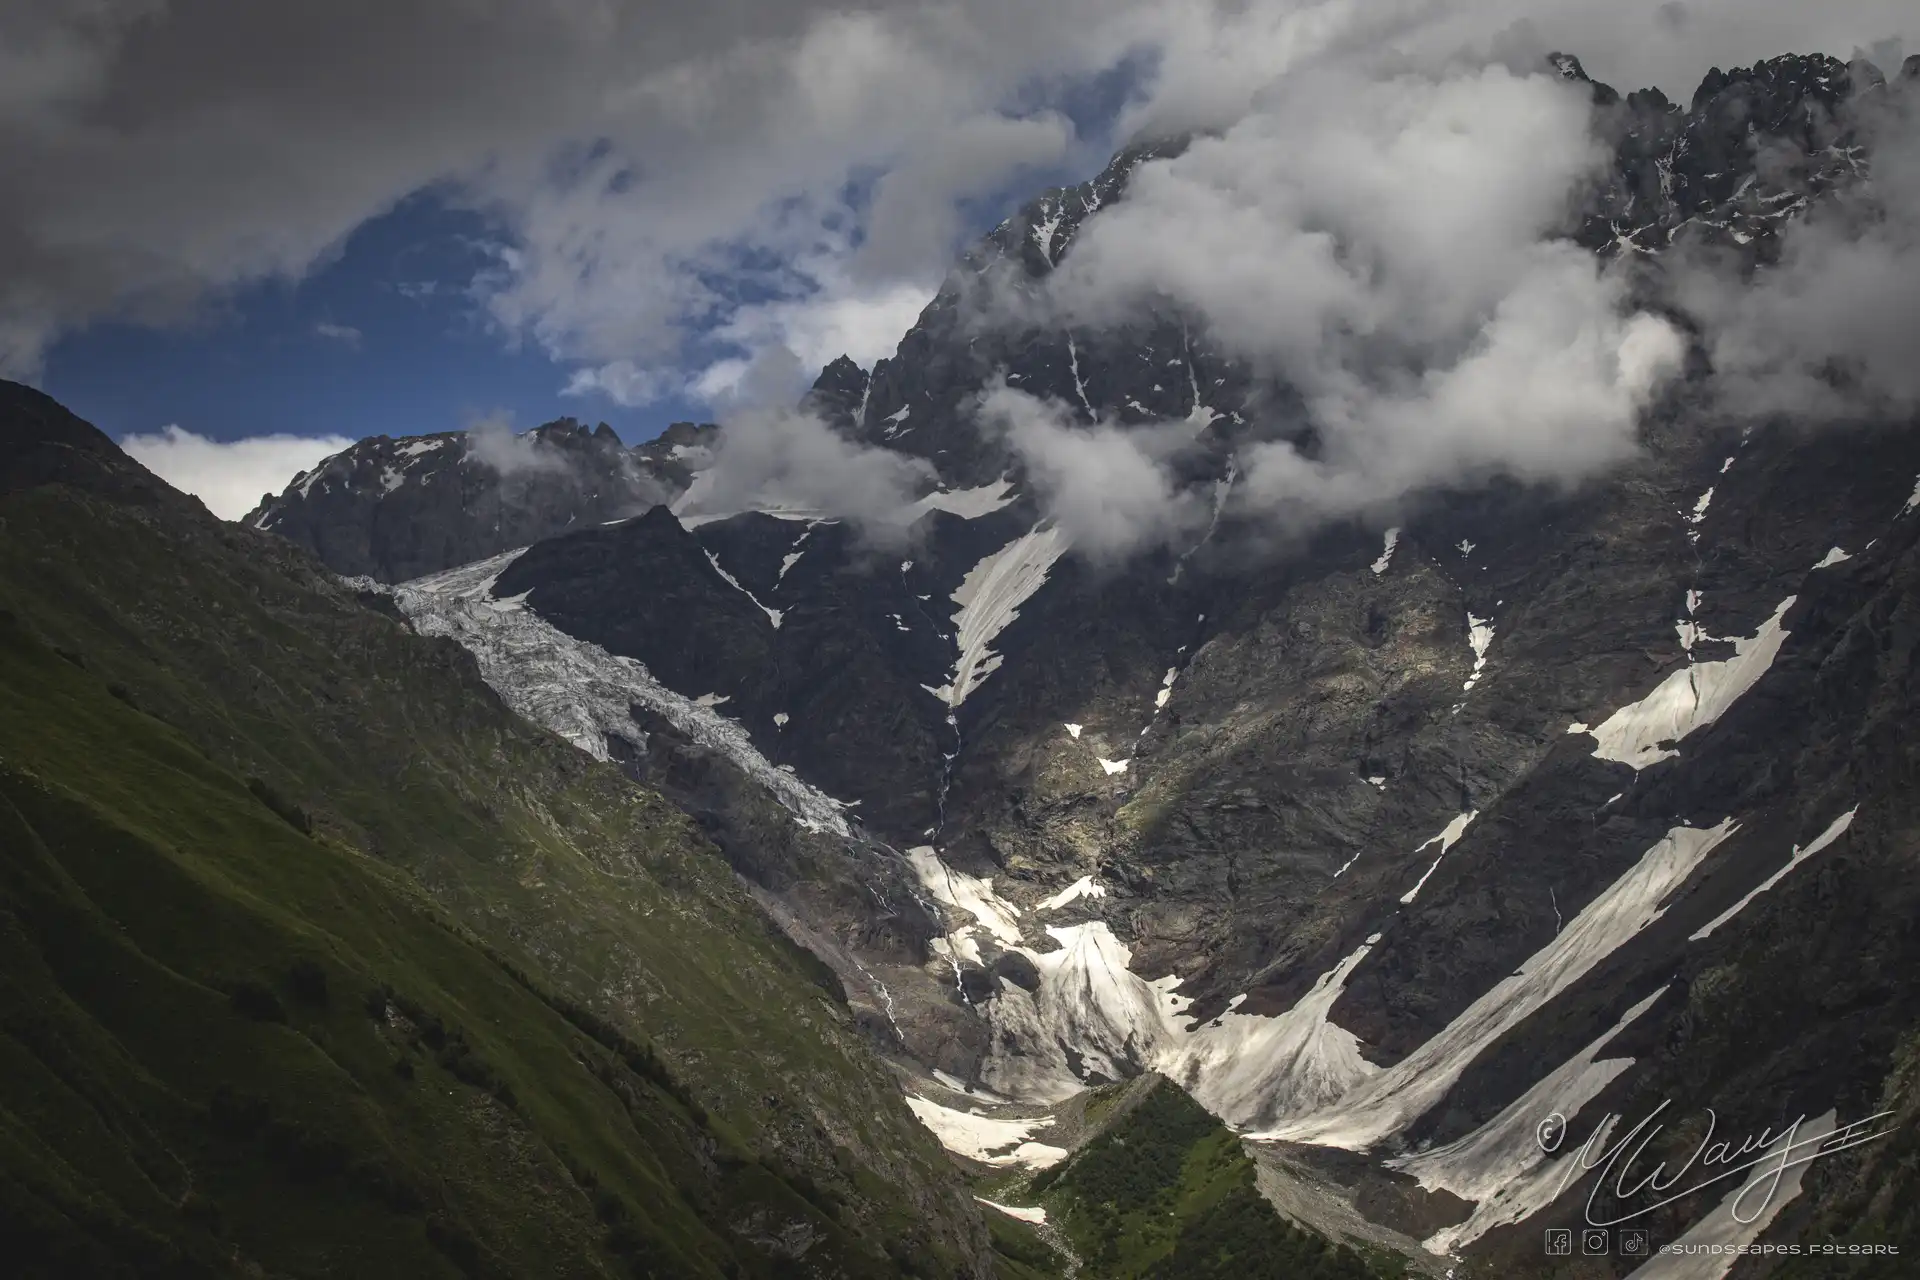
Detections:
243,416,715,581
259,51,1920,1272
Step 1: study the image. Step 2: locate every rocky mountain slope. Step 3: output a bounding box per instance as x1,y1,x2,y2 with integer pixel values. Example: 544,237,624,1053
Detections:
244,51,1920,1276
0,380,989,1278
244,416,718,582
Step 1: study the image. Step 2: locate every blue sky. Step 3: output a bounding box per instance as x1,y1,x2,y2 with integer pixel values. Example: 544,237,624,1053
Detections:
41,194,716,449
42,53,1150,457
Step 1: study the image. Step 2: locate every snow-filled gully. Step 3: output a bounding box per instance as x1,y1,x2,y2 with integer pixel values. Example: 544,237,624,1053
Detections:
901,814,1747,1195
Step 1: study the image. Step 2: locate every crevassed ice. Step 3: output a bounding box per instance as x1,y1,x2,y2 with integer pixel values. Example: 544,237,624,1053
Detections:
1580,596,1796,770
383,553,853,837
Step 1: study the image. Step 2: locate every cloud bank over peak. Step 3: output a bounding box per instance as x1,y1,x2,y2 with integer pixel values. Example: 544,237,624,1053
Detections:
1672,84,1920,422
118,425,354,520
992,59,1685,554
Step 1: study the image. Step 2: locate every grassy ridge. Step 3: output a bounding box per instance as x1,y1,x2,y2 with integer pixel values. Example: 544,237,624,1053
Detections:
0,383,982,1274
1032,1079,1399,1280
0,614,724,1274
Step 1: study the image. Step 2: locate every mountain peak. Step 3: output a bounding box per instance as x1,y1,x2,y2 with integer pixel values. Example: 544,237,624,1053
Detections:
0,378,190,510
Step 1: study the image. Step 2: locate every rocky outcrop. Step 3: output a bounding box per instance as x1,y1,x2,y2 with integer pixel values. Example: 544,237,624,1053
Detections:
243,416,716,581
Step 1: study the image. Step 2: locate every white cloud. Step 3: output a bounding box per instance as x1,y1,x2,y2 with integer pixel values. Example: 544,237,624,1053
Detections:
1,0,1911,427
677,402,936,536
980,383,1210,558
118,425,352,520
313,321,361,347
1672,85,1920,420
1017,60,1685,540
561,360,677,408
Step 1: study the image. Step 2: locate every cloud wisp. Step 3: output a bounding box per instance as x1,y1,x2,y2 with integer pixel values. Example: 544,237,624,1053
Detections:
1671,79,1920,421
118,425,354,520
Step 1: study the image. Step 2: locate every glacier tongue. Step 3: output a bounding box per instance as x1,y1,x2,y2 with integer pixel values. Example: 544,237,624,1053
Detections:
377,554,855,837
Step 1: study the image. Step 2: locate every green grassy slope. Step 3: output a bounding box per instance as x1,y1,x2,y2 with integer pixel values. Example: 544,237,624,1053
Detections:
1028,1079,1401,1280
0,381,982,1276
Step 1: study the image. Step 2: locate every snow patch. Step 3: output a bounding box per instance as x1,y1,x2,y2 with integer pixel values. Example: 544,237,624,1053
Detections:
1370,528,1401,576
1098,757,1130,775
1063,723,1083,739
905,1096,1066,1169
1582,596,1796,770
1462,614,1494,692
1171,936,1387,1131
1812,546,1851,569
1690,807,1856,941
1263,819,1740,1150
907,846,1023,947
1399,811,1480,905
1623,1112,1837,1279
703,549,783,629
1398,988,1668,1254
910,477,1018,521
1066,332,1098,422
1037,877,1108,912
977,1198,1047,1224
937,524,1069,708
1685,486,1715,544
